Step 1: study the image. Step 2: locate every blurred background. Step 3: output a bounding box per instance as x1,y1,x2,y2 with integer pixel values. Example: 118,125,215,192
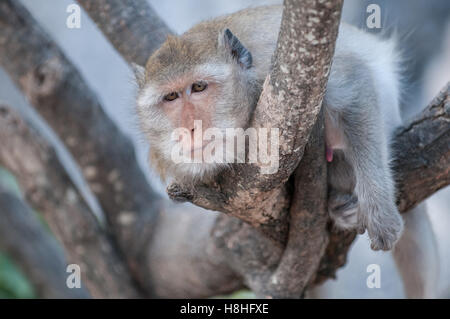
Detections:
0,0,449,298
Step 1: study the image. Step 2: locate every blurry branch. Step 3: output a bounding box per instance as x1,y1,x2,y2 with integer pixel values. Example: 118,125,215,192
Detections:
77,0,172,66
0,105,141,298
144,205,246,298
0,0,162,295
0,185,89,298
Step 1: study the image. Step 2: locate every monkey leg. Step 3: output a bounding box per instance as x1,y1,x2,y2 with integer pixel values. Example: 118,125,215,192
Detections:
324,55,403,251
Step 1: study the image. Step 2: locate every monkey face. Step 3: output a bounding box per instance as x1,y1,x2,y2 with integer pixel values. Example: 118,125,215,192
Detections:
135,29,260,181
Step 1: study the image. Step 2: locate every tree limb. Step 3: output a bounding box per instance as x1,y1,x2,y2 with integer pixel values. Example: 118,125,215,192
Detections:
0,0,161,294
205,112,329,298
0,185,89,298
261,111,329,297
77,0,172,66
0,105,141,298
395,83,450,212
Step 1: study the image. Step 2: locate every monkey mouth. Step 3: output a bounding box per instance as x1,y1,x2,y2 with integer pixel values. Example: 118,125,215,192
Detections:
190,141,212,153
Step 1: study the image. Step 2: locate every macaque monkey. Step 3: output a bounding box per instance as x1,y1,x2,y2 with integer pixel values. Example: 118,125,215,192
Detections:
134,5,436,297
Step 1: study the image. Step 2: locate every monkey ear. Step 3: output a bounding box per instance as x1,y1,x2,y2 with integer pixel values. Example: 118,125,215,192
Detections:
131,62,146,89
219,29,253,69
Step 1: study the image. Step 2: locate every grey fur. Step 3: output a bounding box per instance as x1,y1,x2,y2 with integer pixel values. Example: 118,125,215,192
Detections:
324,51,403,250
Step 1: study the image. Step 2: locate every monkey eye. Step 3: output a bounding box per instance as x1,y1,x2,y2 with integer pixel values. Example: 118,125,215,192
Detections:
164,92,179,102
191,81,208,93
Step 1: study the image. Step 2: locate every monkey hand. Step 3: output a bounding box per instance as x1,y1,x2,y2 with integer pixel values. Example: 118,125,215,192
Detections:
363,200,404,251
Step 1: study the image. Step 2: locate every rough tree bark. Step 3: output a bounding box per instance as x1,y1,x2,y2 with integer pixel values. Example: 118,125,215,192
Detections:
0,0,448,299
0,105,140,298
394,84,450,213
77,0,172,66
0,184,89,298
0,0,161,295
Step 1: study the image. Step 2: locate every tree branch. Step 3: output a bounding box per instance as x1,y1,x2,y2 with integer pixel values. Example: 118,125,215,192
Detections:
395,82,450,212
0,105,141,298
0,185,89,298
77,0,172,66
207,112,329,298
262,111,328,297
0,0,161,294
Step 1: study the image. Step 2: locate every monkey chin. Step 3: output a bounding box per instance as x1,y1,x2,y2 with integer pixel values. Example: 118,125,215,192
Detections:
171,161,229,184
